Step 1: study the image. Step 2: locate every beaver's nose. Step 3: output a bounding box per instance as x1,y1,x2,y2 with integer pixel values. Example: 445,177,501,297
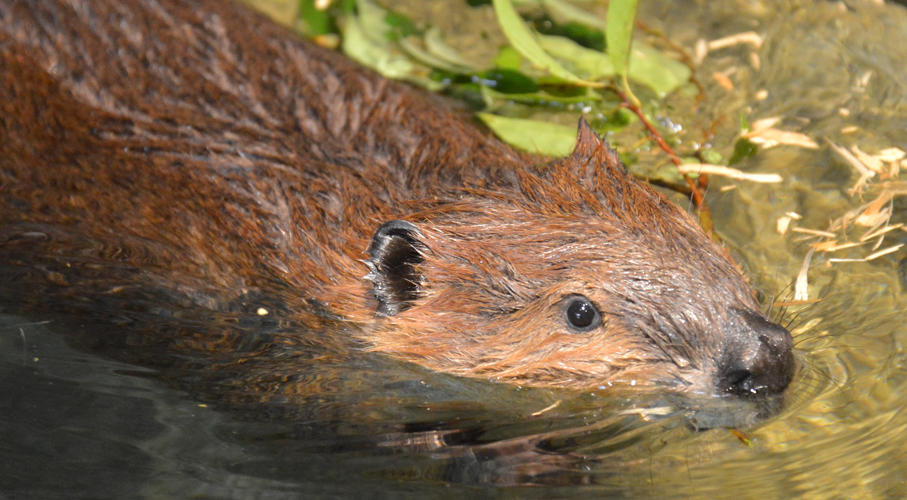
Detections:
717,309,795,396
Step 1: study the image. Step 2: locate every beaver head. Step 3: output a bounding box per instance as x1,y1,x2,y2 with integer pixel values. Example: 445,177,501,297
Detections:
355,120,794,398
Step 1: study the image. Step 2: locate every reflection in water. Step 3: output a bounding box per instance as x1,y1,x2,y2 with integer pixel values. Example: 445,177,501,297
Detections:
2,0,907,497
0,303,794,495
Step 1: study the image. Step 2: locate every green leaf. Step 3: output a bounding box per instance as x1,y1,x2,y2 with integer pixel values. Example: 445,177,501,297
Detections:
398,37,470,74
557,22,606,51
482,87,601,105
606,0,637,78
536,34,614,79
384,10,417,40
475,69,538,93
594,107,635,132
477,113,577,156
728,138,759,165
532,16,605,51
536,35,689,95
340,0,356,14
650,165,687,185
626,44,691,96
700,148,723,165
424,27,476,71
342,1,415,80
738,112,751,133
355,0,389,37
493,45,523,70
534,1,606,50
298,0,334,36
540,0,605,30
492,0,602,87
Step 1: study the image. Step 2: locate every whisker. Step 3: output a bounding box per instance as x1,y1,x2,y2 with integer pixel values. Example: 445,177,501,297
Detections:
763,280,794,325
783,308,808,331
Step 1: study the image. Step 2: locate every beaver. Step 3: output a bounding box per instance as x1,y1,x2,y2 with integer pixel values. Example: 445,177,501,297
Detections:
0,0,794,399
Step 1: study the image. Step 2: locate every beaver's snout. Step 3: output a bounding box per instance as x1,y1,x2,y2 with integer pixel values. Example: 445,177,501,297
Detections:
717,310,795,396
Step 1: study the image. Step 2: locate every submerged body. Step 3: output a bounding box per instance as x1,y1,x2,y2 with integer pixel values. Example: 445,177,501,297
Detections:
0,0,793,398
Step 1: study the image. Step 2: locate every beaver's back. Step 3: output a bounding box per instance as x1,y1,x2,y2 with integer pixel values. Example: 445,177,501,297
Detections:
0,0,529,305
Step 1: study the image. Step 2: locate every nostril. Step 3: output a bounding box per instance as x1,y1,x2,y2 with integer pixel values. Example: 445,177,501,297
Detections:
722,368,757,395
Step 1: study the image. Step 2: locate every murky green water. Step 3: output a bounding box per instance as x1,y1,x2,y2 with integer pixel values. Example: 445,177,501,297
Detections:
1,0,905,497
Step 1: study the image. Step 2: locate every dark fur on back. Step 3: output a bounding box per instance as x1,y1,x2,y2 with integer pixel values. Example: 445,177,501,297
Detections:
0,0,525,300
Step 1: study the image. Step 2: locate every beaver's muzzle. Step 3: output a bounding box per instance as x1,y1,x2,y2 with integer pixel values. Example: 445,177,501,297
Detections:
716,309,796,396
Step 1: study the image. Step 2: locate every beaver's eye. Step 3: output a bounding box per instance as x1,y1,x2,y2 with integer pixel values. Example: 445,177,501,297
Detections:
564,295,601,332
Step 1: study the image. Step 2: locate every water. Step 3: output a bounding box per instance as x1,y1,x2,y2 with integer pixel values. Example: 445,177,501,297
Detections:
2,0,906,497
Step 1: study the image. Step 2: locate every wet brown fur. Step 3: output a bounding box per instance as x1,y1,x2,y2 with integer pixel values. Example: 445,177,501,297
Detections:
0,0,790,395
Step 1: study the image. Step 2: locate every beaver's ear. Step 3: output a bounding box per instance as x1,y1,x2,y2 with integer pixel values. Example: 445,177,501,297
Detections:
366,220,424,316
570,117,626,173
572,116,601,156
